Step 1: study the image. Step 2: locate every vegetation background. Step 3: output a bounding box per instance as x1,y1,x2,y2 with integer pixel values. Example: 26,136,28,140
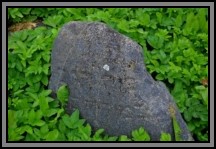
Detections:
8,8,208,141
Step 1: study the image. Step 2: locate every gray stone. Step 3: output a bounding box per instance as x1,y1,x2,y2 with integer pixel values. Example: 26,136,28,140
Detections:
49,21,193,141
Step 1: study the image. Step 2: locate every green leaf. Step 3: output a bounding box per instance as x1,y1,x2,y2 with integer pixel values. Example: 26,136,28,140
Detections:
168,77,174,84
56,133,66,141
40,124,49,136
103,135,118,141
40,89,52,97
175,14,183,27
200,88,208,106
147,35,163,49
8,110,17,129
197,8,208,33
28,109,36,124
141,13,150,27
14,90,24,96
92,129,104,141
45,108,58,117
26,92,38,100
132,127,150,141
43,64,50,75
184,110,192,121
38,96,49,113
8,128,25,141
172,117,182,141
119,135,131,141
58,119,67,133
66,129,81,141
54,108,64,121
26,82,41,93
156,12,162,24
78,124,92,141
33,120,46,126
16,11,24,18
195,85,206,90
16,125,33,135
14,98,30,110
160,132,172,141
42,54,50,63
41,75,48,86
43,15,63,28
117,19,129,32
62,115,72,129
72,119,86,129
70,109,79,123
187,122,196,132
44,129,59,141
57,84,69,105
156,74,164,80
16,40,27,52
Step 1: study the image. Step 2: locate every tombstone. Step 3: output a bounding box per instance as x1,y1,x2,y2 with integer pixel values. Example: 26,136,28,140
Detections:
49,21,193,141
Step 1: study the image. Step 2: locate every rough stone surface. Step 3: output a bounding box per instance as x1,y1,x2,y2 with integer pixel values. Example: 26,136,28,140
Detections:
49,21,193,141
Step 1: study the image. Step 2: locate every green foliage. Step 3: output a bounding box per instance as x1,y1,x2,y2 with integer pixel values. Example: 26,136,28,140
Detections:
57,84,69,107
132,127,151,141
43,15,64,28
8,8,208,141
172,117,182,141
160,132,172,141
118,135,132,141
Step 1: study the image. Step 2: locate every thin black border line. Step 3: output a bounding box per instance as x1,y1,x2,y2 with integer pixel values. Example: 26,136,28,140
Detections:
7,6,210,8
6,6,9,143
3,1,216,3
6,7,210,143
207,6,210,143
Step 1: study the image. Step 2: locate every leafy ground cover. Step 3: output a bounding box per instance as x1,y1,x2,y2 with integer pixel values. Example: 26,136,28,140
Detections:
8,8,208,141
